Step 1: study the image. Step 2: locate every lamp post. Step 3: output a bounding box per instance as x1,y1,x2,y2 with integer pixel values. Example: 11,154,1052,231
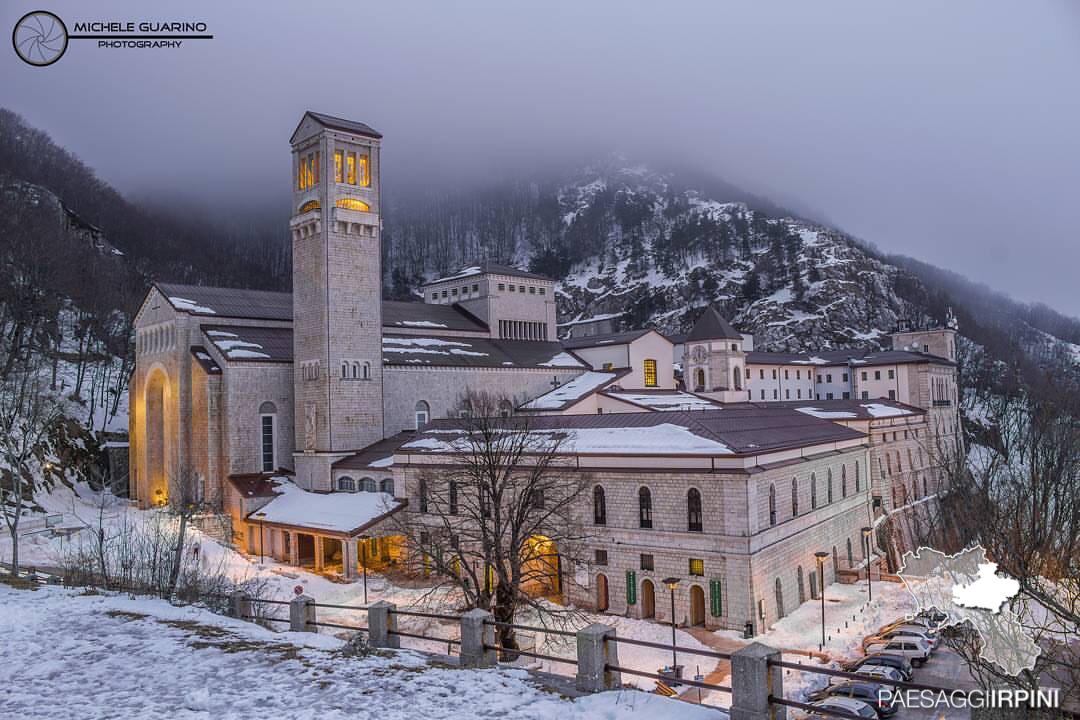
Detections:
662,577,680,676
360,539,369,605
861,526,873,603
814,551,829,648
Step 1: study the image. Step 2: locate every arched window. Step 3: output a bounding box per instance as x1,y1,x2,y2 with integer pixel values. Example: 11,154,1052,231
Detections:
259,401,277,472
733,367,742,391
415,401,430,430
841,465,847,498
341,362,348,379
847,538,854,567
833,545,839,574
791,478,799,516
687,489,703,532
855,461,860,492
499,399,513,417
359,477,376,492
695,367,705,390
907,448,914,471
810,473,818,509
886,454,892,476
335,197,370,212
337,476,356,492
775,578,785,620
298,199,321,214
896,451,902,474
638,487,653,529
593,486,607,526
379,478,394,495
923,476,928,497
797,566,806,604
827,469,834,504
362,361,371,380
448,480,458,514
352,362,360,380
768,484,777,526
418,478,428,513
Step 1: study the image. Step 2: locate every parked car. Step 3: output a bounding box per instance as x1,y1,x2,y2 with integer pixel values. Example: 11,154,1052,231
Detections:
917,608,947,625
879,616,937,634
843,653,913,680
832,664,905,685
863,638,932,666
863,627,939,650
807,697,880,720
811,680,899,717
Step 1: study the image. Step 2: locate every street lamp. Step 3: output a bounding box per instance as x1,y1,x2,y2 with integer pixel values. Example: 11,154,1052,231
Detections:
861,526,873,602
662,577,680,678
814,551,829,649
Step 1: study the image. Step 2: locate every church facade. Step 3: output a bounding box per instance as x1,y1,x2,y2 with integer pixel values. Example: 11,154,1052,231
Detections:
128,111,961,632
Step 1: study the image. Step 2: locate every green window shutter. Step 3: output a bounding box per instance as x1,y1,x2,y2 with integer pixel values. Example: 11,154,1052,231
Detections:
709,579,722,617
626,570,637,605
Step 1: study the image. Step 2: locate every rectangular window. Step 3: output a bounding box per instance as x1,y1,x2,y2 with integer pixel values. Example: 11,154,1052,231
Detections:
357,153,369,186
861,371,868,381
626,570,637,605
773,389,778,399
826,374,833,383
842,373,849,382
826,392,834,399
260,415,274,471
509,285,516,292
786,389,790,399
643,359,658,387
772,369,777,379
709,579,723,617
842,392,850,399
861,391,869,399
888,369,895,380
640,554,654,571
689,558,704,577
539,287,546,295
760,369,765,380
519,285,525,292
888,389,896,400
797,389,802,399
472,283,479,293
875,370,881,380
346,151,357,184
498,283,505,291
816,374,823,383
595,549,608,566
760,389,765,399
334,150,343,183
529,286,536,294
784,370,789,379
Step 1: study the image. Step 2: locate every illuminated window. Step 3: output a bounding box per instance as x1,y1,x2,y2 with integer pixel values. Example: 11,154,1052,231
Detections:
346,151,356,184
689,558,704,576
643,358,657,387
357,153,369,186
334,150,343,183
298,200,320,214
335,197,370,211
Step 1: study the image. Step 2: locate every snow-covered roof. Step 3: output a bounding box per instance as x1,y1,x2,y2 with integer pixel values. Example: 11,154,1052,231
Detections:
202,325,293,363
519,370,624,410
746,348,954,368
791,399,923,421
383,334,585,369
424,263,552,285
248,478,402,536
603,391,721,412
397,406,865,459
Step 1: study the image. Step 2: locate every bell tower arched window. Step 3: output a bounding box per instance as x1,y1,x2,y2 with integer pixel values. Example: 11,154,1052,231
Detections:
769,484,777,526
687,488,703,532
259,401,277,472
415,401,430,430
638,487,653,529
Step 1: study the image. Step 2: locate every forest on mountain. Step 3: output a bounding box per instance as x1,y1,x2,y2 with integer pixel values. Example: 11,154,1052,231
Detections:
1,106,1077,429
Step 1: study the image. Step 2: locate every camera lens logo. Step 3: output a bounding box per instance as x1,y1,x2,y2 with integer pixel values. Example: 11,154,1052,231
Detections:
12,11,68,66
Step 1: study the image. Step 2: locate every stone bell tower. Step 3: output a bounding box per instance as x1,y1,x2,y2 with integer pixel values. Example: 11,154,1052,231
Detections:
289,111,384,490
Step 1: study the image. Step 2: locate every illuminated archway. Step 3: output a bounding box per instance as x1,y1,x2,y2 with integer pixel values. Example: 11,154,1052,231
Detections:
522,534,560,598
144,368,170,506
298,199,321,214
336,197,370,212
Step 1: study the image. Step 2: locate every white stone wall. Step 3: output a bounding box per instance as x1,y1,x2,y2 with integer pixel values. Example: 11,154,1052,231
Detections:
746,363,816,402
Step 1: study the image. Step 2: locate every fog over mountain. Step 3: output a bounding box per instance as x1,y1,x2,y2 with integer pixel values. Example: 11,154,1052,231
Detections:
3,0,1079,314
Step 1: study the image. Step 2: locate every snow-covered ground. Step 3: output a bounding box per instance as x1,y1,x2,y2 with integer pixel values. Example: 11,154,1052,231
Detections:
0,583,723,720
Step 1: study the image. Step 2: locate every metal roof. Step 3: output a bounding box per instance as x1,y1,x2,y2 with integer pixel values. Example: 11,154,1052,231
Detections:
426,263,553,285
560,328,657,350
156,282,293,321
382,301,488,333
407,405,865,457
331,431,417,470
687,306,743,341
302,111,382,139
201,325,294,363
746,348,954,368
383,334,584,369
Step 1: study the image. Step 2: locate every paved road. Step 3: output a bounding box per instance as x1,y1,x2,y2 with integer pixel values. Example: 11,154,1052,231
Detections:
893,645,976,720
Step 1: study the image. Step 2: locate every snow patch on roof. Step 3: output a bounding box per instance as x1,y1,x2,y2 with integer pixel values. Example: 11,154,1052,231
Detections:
399,320,449,328
795,406,858,419
169,297,217,315
520,371,617,409
606,392,719,411
538,351,584,367
860,403,912,418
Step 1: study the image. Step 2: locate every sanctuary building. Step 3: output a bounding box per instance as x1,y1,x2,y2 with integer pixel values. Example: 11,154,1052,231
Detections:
129,112,961,633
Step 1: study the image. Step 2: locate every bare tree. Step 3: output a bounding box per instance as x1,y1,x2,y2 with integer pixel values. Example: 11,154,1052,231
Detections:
0,366,65,576
937,382,1079,705
163,463,211,599
393,390,591,654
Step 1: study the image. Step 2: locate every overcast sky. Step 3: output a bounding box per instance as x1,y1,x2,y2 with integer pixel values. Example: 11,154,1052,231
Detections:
5,0,1079,315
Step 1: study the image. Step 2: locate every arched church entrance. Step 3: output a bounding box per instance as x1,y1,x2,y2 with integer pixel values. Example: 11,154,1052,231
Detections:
596,573,609,612
144,369,169,506
522,535,560,599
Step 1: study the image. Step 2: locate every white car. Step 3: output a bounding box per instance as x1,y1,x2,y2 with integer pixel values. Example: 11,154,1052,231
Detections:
833,664,905,684
880,616,937,634
864,637,932,666
882,624,940,648
863,628,938,651
808,697,880,719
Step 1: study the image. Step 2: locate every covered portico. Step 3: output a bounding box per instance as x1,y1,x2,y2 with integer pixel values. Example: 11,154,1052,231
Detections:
244,478,406,580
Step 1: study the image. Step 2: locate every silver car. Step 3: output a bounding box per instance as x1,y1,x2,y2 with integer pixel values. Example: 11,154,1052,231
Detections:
864,638,932,666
